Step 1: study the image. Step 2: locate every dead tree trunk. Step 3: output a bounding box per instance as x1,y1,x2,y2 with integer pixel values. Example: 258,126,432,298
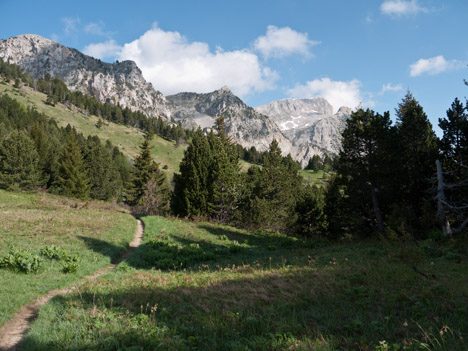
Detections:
370,182,388,239
436,159,453,236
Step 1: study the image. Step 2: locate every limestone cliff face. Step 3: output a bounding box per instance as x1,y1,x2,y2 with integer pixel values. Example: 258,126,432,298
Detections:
0,34,171,119
167,87,291,153
255,98,351,163
1,34,350,166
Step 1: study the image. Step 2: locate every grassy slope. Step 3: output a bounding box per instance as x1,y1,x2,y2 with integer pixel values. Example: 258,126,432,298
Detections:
0,81,332,187
20,215,468,350
300,169,333,187
0,190,136,328
0,81,185,179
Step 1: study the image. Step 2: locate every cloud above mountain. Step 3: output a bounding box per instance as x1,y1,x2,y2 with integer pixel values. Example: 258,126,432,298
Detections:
253,25,319,59
115,24,278,96
287,78,364,113
83,40,121,59
81,24,321,97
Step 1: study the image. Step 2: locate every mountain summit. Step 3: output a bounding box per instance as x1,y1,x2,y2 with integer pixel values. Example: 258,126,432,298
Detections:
0,34,350,165
0,34,171,119
256,98,351,156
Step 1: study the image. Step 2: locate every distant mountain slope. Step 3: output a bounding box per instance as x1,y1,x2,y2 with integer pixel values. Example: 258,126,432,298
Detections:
0,34,350,166
0,81,185,178
0,34,171,119
255,98,351,155
167,87,292,153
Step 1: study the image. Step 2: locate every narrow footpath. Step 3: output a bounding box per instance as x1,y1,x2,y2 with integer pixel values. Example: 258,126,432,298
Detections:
0,219,144,351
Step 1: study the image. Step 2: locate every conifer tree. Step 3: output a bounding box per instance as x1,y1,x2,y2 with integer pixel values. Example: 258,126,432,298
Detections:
84,136,123,201
249,139,302,231
395,92,439,234
56,131,91,199
207,118,241,222
336,108,396,238
127,136,169,214
172,128,212,217
0,130,44,190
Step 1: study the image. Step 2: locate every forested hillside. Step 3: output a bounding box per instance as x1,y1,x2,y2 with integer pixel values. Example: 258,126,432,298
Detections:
0,43,467,351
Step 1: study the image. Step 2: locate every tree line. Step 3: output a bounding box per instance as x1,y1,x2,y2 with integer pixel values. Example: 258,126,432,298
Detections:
1,57,466,238
0,58,192,143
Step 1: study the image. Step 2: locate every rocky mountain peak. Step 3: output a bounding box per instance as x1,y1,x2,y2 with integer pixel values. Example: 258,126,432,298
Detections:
254,97,351,164
0,34,171,119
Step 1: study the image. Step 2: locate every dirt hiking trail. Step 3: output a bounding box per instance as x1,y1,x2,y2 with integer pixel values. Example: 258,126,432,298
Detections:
0,219,144,351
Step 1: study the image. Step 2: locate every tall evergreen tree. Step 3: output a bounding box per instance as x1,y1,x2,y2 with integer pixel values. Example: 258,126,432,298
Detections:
437,98,468,234
439,98,468,168
395,92,439,235
84,136,123,201
0,130,44,190
127,137,169,214
207,118,241,222
335,108,396,238
56,131,91,199
172,128,212,217
248,139,302,231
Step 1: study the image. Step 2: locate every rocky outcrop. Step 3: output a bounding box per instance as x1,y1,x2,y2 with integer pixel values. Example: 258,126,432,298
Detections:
167,87,291,153
0,34,350,166
255,98,351,158
0,34,171,119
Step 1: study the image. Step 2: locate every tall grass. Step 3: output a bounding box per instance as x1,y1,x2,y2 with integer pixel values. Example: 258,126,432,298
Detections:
0,190,136,327
19,216,468,350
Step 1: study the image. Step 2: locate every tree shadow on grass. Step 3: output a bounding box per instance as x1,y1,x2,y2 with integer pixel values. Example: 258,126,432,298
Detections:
18,268,349,351
19,261,465,351
79,219,325,273
78,236,128,264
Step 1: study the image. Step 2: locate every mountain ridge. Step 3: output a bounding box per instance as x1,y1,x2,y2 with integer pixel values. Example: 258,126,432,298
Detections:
0,34,171,119
0,34,350,165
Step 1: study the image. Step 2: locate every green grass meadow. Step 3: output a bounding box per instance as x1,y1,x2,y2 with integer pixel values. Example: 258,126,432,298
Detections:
0,82,186,179
18,215,468,350
0,190,136,328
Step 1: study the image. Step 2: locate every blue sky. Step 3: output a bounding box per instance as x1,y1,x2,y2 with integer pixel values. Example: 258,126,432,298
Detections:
1,0,467,133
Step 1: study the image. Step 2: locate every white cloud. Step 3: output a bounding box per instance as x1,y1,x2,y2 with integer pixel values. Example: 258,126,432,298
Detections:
287,78,365,113
84,21,113,37
83,40,122,60
379,82,403,95
253,25,319,59
61,17,80,36
409,55,464,77
380,0,428,16
117,24,279,96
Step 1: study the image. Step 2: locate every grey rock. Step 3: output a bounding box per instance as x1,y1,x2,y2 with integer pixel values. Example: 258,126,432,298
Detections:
167,87,291,153
0,34,171,119
255,98,351,164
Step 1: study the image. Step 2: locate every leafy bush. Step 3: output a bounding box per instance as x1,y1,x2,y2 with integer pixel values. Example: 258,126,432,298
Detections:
41,245,67,259
0,245,79,274
229,241,242,253
143,237,218,269
0,248,43,273
62,261,78,273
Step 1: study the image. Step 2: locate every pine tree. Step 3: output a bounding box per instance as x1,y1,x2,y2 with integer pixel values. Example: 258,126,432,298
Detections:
207,120,241,222
395,92,439,235
56,131,91,199
0,130,44,190
84,136,123,201
335,108,396,238
172,128,212,217
439,98,468,168
127,137,169,214
305,155,322,171
249,139,302,231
